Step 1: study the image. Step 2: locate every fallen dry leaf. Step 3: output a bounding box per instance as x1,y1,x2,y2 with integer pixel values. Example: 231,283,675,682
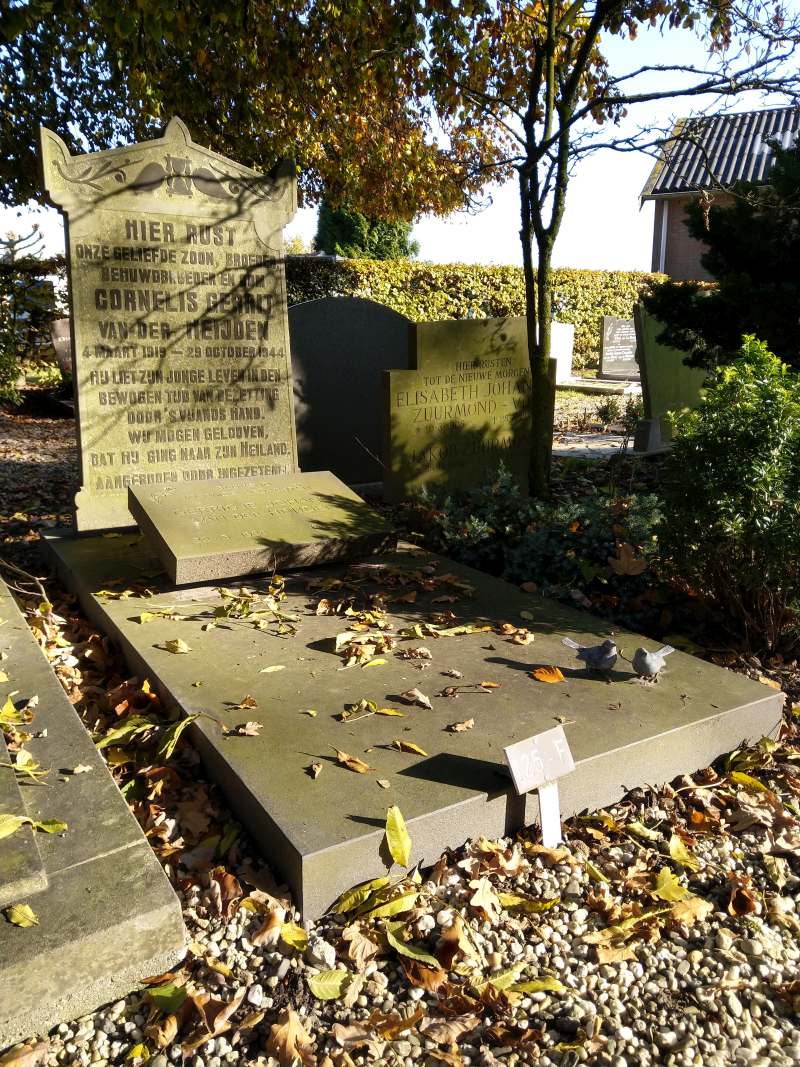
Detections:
334,749,372,774
164,638,191,654
342,924,380,969
468,877,501,922
0,1041,49,1067
371,1005,426,1040
252,907,286,947
392,739,429,757
267,1009,316,1066
402,956,447,992
608,542,647,576
400,688,432,710
447,718,475,732
308,762,323,779
332,1020,385,1057
232,695,258,710
596,943,638,963
226,720,262,737
420,1014,480,1045
531,665,565,684
728,872,759,916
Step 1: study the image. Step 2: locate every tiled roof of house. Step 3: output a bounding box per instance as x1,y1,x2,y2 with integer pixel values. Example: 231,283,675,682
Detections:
640,106,800,200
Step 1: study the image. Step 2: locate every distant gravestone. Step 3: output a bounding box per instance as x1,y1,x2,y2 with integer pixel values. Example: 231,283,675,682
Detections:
129,471,395,584
289,297,412,484
383,317,531,501
600,316,639,380
633,305,707,452
51,317,72,376
40,117,299,532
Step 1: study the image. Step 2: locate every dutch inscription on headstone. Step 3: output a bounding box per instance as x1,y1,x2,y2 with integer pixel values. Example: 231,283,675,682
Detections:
383,317,531,501
600,315,640,380
40,117,299,532
129,470,395,585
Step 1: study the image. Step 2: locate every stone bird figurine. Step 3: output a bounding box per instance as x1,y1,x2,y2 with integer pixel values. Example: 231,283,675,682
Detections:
632,644,675,682
562,636,618,674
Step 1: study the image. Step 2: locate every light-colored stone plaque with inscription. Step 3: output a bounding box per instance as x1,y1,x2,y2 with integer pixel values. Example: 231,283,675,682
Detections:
40,117,299,532
383,317,531,501
129,471,396,585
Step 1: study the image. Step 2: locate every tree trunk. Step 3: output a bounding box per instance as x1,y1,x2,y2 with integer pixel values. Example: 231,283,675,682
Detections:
519,170,547,498
530,243,555,496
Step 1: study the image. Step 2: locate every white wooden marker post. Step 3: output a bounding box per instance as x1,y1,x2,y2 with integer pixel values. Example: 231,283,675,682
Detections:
504,725,575,847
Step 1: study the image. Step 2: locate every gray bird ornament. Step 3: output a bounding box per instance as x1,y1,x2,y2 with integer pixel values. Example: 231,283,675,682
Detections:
562,636,618,674
632,644,675,682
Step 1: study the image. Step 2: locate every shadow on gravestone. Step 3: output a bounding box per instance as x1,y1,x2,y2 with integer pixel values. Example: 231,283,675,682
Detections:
289,297,413,485
383,317,533,502
633,304,708,452
39,116,299,532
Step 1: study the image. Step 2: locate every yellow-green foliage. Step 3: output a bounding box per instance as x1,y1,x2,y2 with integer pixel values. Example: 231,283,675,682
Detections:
286,258,664,370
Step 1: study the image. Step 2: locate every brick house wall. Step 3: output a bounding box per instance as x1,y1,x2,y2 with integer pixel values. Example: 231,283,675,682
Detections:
650,192,734,281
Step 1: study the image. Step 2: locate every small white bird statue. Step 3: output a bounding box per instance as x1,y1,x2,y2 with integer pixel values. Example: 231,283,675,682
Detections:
562,636,618,675
632,644,676,682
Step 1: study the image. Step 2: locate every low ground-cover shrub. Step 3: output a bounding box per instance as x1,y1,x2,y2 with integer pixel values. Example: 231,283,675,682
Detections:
403,465,664,630
658,337,800,654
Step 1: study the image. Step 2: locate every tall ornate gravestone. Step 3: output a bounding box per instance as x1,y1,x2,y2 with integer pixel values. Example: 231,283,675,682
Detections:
40,117,299,531
289,297,413,484
383,316,532,501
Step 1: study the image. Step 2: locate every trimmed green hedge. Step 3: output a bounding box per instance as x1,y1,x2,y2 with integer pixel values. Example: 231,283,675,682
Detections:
285,257,664,371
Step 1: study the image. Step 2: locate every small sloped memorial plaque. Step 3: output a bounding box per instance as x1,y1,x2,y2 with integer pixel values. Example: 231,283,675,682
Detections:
504,725,575,847
129,471,396,584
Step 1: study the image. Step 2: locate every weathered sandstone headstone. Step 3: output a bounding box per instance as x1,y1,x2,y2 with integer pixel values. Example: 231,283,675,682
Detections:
40,117,298,531
383,317,531,501
129,471,395,584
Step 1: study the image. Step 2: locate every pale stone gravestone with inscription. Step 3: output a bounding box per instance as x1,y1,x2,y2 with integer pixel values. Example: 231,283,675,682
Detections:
600,315,640,380
40,117,298,532
633,304,707,452
289,297,413,484
383,316,531,501
128,471,395,584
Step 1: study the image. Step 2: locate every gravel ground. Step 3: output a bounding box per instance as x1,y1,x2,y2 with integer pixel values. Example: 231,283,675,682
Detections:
1,404,799,1067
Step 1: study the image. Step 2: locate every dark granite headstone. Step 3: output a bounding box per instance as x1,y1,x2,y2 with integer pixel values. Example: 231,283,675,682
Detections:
129,470,395,584
600,316,640,380
289,297,412,484
40,117,299,532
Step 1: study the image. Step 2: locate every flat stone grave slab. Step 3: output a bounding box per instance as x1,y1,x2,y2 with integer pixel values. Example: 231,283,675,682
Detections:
0,578,185,1049
0,729,47,908
44,533,783,920
129,471,396,584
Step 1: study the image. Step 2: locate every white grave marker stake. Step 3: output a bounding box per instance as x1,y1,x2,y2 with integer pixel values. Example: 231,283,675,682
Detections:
504,725,575,847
